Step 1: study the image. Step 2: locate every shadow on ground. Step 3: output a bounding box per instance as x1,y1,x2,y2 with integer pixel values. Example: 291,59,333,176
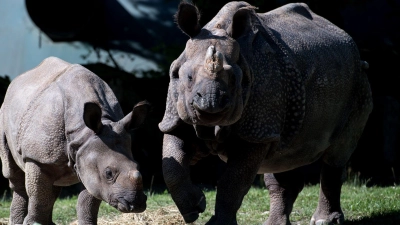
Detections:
345,210,400,225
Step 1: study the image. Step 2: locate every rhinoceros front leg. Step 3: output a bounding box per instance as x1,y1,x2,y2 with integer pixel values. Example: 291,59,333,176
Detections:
310,164,345,225
77,189,102,225
263,168,305,225
162,132,206,223
206,141,270,225
23,161,58,225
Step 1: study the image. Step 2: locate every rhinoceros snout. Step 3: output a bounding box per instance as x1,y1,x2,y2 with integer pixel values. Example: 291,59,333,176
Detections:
193,92,230,114
130,192,147,213
116,192,147,213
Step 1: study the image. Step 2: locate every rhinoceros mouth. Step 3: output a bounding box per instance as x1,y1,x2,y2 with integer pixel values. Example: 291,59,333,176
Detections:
116,201,146,213
191,103,230,125
110,194,147,213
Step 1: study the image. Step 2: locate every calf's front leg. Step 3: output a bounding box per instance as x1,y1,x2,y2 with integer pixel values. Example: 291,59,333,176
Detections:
162,132,206,223
77,189,102,225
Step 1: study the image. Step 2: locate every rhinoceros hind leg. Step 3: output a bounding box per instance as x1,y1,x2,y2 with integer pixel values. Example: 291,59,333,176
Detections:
263,168,305,225
77,189,102,225
310,164,345,225
311,85,372,225
8,168,28,225
23,161,58,225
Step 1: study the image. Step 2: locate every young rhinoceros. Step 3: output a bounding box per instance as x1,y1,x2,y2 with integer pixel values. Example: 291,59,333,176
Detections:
159,1,373,225
0,57,149,225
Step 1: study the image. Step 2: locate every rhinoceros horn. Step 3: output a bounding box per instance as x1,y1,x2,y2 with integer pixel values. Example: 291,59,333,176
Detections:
129,170,143,188
204,45,223,73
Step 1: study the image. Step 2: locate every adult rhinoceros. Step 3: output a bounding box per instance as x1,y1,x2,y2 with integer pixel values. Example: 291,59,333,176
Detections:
159,1,372,225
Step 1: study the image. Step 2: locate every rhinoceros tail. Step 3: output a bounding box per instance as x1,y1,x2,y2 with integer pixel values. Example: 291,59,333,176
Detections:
361,60,369,70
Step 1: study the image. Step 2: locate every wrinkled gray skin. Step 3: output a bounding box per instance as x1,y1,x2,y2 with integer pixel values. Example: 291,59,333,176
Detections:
159,2,373,225
0,57,148,225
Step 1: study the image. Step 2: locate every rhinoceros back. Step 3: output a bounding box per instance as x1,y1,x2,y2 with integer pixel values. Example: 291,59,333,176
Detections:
260,3,360,81
235,2,371,151
1,57,123,168
260,3,368,149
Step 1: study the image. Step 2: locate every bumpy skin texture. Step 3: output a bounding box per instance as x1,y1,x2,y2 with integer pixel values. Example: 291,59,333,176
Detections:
160,2,373,225
0,57,148,225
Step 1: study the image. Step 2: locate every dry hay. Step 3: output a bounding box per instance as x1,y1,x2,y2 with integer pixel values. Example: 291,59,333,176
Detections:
1,206,189,225
0,218,7,225
70,205,188,225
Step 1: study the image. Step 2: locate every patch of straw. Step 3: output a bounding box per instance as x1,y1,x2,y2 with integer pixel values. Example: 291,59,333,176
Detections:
1,205,193,225
70,205,188,225
0,218,8,225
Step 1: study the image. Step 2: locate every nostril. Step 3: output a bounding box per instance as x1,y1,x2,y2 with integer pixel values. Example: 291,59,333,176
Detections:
220,95,230,107
197,93,202,98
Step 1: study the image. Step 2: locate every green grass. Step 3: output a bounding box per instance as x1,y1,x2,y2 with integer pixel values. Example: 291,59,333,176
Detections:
0,191,11,219
1,183,399,225
194,184,400,224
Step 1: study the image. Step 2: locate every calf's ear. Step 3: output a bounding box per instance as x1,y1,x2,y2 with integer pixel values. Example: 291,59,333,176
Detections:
227,6,256,39
121,100,150,131
83,102,103,134
175,1,201,38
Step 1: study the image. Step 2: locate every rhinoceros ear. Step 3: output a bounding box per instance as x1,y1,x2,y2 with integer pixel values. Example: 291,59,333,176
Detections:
175,1,201,38
121,100,150,131
159,91,182,133
83,102,103,134
159,60,182,132
227,6,257,39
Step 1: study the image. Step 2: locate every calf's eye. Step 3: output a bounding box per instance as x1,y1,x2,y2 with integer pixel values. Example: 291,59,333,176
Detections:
105,167,114,180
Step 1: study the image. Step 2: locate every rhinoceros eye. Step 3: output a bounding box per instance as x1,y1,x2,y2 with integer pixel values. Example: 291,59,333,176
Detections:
188,74,193,81
105,167,114,180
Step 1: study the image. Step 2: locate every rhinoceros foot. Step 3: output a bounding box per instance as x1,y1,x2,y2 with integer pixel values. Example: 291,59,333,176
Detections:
181,195,206,223
310,212,344,225
263,216,291,225
205,215,238,225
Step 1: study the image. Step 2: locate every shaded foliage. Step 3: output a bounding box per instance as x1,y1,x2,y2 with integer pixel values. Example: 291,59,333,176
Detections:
0,75,11,195
0,76,10,104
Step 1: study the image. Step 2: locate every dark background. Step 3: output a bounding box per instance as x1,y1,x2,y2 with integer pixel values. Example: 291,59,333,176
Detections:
0,0,399,196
